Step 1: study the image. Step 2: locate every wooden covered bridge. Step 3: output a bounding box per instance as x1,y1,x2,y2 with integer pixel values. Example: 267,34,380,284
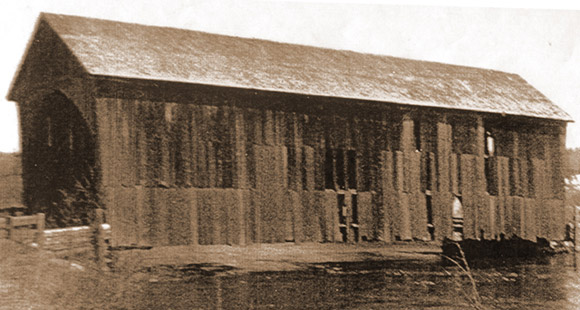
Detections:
8,13,572,247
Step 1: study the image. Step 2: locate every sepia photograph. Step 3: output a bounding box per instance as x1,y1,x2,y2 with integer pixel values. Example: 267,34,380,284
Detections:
1,0,579,309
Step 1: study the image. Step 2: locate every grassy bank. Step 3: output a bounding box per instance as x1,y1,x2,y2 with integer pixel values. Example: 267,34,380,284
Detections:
0,239,141,310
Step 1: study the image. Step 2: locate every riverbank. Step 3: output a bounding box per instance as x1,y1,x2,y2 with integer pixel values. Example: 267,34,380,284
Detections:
115,241,442,274
2,239,579,309
0,239,444,309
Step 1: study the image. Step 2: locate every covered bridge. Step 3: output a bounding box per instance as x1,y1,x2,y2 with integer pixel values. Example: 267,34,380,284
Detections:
8,13,572,247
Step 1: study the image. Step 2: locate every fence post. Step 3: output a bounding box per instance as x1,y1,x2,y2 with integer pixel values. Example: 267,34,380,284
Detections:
36,213,45,248
7,216,14,241
92,209,107,270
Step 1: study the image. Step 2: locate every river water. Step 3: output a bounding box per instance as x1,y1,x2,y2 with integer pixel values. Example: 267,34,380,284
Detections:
126,254,580,309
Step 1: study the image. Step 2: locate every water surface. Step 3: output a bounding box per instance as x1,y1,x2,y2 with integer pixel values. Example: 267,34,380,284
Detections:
127,254,580,309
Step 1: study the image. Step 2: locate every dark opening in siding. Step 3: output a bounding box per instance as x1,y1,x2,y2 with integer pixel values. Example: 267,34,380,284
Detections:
337,194,347,242
287,147,296,189
336,150,345,190
325,148,334,190
347,150,357,190
485,157,497,195
426,194,434,240
352,194,359,242
414,119,421,151
351,194,358,224
423,152,433,191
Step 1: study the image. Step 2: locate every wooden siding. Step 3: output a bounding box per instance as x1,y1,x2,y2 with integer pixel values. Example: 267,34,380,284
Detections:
94,91,567,246
11,16,568,247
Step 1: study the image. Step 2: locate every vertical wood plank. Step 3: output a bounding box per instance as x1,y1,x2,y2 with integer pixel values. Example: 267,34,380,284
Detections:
474,116,486,191
135,186,148,246
95,99,113,189
177,104,192,187
358,191,373,241
160,104,172,186
381,151,395,242
303,146,315,191
400,114,414,154
197,140,208,188
290,190,303,243
460,154,476,239
519,158,529,197
189,188,199,246
207,141,216,188
263,110,274,145
394,151,404,192
233,108,248,189
398,193,412,241
190,105,201,188
382,151,394,191
121,100,135,186
488,196,497,239
109,99,120,187
135,103,148,186
152,188,169,246
450,154,459,195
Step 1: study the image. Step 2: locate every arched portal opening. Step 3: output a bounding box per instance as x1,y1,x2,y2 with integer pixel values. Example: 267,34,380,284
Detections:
22,91,97,227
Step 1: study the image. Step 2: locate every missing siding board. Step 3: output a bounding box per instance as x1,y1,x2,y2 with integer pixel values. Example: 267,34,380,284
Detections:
347,150,357,190
414,119,421,151
324,148,334,190
485,157,497,195
287,147,296,189
321,147,357,191
451,118,477,155
420,152,434,192
336,149,345,190
426,194,434,240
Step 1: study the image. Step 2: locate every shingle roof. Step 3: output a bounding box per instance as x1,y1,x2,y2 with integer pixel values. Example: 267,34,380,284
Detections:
33,13,575,120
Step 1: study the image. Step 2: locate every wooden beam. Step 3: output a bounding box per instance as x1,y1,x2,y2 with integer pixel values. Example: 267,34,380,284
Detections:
400,113,414,154
233,108,248,189
436,116,451,192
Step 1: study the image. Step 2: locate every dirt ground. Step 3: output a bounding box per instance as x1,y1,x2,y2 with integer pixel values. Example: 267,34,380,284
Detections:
115,241,442,274
0,239,442,309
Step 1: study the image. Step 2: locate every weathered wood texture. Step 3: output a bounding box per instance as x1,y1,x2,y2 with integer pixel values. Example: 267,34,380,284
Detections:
12,17,568,246
0,213,45,245
42,224,112,252
88,91,568,246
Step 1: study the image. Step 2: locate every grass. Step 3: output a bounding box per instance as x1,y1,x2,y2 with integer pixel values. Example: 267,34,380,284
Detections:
442,242,489,310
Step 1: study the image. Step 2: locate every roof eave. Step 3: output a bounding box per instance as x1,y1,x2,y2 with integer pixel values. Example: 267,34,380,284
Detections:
90,73,574,123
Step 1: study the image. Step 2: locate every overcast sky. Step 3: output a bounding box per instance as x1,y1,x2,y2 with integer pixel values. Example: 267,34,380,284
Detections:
1,0,579,152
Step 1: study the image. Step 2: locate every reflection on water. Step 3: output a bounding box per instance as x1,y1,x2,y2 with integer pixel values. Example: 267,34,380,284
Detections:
128,255,580,310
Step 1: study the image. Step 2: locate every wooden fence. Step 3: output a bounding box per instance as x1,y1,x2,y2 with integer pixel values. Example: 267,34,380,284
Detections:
1,213,111,252
0,213,44,245
44,224,111,252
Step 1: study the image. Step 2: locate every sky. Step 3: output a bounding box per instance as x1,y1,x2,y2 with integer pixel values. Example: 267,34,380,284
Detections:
1,0,579,152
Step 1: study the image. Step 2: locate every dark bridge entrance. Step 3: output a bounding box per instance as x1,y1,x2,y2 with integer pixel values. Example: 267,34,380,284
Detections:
21,91,96,227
